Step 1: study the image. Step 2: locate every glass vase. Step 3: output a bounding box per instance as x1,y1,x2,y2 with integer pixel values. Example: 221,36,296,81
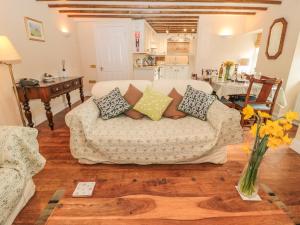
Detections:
237,161,260,198
225,66,231,80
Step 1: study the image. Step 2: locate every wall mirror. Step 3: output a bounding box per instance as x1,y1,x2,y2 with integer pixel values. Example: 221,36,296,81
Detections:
266,17,288,60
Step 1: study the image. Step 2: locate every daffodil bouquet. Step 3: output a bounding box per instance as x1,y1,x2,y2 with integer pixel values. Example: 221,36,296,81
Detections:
224,61,235,67
238,105,298,197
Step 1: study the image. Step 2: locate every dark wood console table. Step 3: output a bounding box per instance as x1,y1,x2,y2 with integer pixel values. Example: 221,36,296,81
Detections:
16,76,84,130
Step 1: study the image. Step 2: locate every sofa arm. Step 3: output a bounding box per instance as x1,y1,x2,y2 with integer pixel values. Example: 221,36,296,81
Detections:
207,100,243,146
65,98,99,133
0,126,46,177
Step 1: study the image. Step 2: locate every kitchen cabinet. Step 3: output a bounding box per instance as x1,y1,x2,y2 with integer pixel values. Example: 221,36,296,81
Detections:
160,65,190,80
133,20,157,54
133,67,158,81
167,42,190,55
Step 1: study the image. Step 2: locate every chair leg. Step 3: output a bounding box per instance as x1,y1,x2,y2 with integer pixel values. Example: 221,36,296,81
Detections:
240,114,245,127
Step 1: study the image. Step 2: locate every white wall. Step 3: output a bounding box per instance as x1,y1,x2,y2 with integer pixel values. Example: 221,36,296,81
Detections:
285,33,300,112
0,0,82,126
195,15,257,73
245,0,300,113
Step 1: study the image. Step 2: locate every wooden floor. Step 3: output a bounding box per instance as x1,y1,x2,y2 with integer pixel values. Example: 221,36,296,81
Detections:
13,101,300,225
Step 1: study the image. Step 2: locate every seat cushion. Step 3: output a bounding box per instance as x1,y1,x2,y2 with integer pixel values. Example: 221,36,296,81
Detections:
234,100,271,111
178,85,216,121
0,168,25,225
93,87,131,120
123,84,144,119
87,115,217,162
134,87,172,121
163,88,187,119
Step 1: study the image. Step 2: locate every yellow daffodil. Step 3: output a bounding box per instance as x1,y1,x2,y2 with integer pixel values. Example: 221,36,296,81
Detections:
283,122,292,131
278,118,292,131
284,111,299,122
243,105,255,120
267,136,283,149
282,134,292,145
250,123,257,137
264,120,284,138
258,111,271,119
242,145,251,154
259,124,267,138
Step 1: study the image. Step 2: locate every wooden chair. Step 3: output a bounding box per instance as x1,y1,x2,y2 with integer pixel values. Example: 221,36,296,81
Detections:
233,76,283,127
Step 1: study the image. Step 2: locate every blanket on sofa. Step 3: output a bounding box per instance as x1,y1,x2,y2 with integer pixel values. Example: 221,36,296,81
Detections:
0,126,46,225
66,98,243,165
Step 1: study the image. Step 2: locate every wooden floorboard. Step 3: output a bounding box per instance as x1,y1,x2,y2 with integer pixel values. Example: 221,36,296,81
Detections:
12,100,300,225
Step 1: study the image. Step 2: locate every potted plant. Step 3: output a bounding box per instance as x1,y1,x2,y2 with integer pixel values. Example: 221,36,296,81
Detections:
238,105,298,197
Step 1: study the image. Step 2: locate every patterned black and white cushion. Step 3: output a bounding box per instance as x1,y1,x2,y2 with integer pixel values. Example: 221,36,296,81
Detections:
178,85,216,121
93,87,131,120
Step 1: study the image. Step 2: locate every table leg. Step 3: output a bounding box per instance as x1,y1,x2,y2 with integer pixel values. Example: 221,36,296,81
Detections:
43,101,54,130
66,92,71,109
79,87,84,103
22,100,34,128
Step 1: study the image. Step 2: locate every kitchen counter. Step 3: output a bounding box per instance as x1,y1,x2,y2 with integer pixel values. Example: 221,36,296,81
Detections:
134,66,159,70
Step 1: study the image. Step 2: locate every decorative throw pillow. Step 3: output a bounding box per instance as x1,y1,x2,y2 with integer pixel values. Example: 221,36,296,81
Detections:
178,85,216,121
163,88,187,119
134,87,172,121
93,87,131,120
123,84,144,119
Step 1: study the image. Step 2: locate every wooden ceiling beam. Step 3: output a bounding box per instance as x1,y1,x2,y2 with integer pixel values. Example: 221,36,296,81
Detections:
68,15,200,18
49,4,267,11
154,27,197,29
156,31,197,34
60,10,256,15
149,23,198,25
146,19,198,22
37,0,281,5
150,23,197,27
155,30,196,31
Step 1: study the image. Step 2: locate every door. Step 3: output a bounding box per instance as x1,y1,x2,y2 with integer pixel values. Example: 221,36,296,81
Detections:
95,23,131,81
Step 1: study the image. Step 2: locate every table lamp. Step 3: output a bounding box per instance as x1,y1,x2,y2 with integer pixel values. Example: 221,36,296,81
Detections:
0,36,26,125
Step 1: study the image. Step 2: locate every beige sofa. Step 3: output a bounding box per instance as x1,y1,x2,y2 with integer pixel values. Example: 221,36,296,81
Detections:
0,126,45,225
66,79,243,165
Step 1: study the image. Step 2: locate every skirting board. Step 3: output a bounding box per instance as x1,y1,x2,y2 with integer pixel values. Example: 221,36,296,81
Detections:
290,139,300,154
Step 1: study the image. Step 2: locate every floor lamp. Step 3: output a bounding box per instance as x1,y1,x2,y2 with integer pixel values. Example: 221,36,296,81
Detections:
0,36,26,125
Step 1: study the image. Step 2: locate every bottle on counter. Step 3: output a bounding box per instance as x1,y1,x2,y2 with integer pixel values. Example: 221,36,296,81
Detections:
218,63,224,79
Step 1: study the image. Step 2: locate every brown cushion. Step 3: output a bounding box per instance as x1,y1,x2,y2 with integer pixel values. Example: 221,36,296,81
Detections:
163,88,187,119
123,84,144,119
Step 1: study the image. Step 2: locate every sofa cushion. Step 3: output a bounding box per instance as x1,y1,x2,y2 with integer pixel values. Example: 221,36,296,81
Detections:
134,87,172,121
0,168,25,225
163,88,187,119
178,85,216,121
87,116,217,160
152,79,213,95
92,80,152,98
93,87,131,120
123,84,144,119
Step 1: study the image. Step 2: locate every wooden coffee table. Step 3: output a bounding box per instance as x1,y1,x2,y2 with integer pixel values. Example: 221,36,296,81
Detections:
45,175,294,225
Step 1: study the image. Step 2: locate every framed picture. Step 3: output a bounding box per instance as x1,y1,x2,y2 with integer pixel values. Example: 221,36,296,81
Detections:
24,17,45,42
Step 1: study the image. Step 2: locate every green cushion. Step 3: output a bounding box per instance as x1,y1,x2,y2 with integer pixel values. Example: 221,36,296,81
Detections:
134,87,173,121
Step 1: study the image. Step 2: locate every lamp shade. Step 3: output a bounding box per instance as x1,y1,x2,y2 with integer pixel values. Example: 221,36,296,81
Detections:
0,36,21,63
